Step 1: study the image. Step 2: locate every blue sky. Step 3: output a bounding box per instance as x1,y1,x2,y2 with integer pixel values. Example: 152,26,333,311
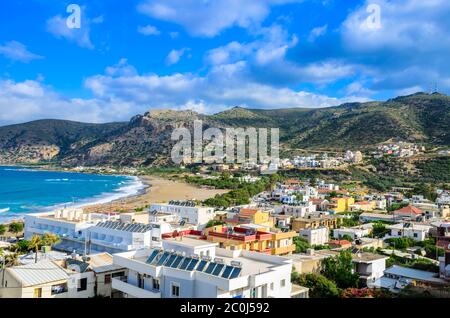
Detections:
0,0,449,125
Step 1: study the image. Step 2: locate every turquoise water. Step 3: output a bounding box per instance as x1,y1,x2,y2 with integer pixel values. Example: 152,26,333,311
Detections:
0,166,145,223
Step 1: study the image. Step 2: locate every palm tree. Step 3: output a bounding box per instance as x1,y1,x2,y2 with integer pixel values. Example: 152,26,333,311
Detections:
42,233,60,247
29,234,61,263
0,248,4,269
29,235,42,264
5,253,19,267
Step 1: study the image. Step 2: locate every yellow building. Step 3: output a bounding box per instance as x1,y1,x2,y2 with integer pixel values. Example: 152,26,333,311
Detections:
231,208,274,227
291,216,340,232
349,201,376,212
328,197,355,213
204,225,295,256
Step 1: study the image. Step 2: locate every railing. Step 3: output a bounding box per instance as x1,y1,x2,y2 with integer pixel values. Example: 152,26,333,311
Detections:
112,277,161,299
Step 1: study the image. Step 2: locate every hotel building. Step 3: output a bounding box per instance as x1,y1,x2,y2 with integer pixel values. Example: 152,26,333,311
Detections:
111,237,294,298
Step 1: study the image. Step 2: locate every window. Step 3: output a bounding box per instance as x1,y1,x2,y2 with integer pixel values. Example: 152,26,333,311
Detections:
77,278,88,292
112,271,125,278
413,233,418,238
51,283,68,295
398,231,402,236
152,278,160,291
104,274,111,284
281,279,286,288
171,282,180,297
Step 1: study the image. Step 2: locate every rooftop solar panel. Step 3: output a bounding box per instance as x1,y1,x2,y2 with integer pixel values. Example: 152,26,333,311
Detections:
229,267,242,279
170,256,184,268
164,254,177,267
145,250,160,264
204,263,217,274
156,252,170,266
186,259,199,271
212,264,224,276
196,260,208,272
179,258,192,270
221,265,234,279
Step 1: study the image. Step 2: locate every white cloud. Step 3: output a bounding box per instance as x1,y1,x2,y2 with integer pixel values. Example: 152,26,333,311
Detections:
397,86,424,96
84,59,367,114
46,10,103,49
0,41,43,63
166,48,190,65
308,24,328,42
138,0,302,37
205,24,354,86
137,25,161,36
342,0,450,53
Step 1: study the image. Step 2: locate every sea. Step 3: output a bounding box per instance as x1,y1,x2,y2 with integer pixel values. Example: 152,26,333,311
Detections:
0,166,146,224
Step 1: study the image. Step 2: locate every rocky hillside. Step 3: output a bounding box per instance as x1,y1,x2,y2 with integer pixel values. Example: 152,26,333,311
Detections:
0,93,449,166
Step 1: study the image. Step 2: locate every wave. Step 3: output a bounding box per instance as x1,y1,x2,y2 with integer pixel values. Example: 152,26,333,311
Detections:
29,176,147,213
0,208,10,214
45,178,70,182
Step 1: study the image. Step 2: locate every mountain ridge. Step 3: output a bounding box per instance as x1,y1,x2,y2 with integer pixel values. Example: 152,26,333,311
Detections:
0,92,449,166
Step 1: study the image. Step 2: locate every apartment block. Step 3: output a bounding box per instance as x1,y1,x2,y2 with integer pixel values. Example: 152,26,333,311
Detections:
150,201,215,228
111,238,293,298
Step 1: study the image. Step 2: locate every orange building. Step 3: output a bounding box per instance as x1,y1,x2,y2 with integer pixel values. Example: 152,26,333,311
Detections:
204,225,296,256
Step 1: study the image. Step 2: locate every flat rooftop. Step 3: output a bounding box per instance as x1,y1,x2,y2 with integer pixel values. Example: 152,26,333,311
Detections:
127,246,285,278
164,236,218,248
352,252,388,263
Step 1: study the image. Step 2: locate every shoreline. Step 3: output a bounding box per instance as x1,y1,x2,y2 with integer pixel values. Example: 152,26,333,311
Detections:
81,175,228,214
0,166,147,225
0,166,228,225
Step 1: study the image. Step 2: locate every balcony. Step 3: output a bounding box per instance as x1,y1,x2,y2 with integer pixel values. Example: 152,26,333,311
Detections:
112,277,161,298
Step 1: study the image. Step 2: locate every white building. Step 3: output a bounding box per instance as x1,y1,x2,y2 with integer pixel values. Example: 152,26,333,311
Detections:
0,261,95,298
24,209,113,252
333,224,373,240
86,221,155,254
111,237,293,298
299,227,329,246
387,223,431,241
150,202,215,229
352,253,388,287
374,265,448,292
275,202,317,218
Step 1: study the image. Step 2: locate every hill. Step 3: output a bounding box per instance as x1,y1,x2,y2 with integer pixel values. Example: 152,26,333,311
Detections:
0,93,449,166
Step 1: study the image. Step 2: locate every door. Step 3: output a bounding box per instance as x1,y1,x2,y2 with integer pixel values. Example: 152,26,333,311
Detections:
34,288,42,298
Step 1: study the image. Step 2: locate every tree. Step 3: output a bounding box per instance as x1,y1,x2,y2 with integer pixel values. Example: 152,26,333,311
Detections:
28,234,60,263
293,237,310,253
296,273,340,298
372,222,389,238
0,224,6,235
42,233,60,247
29,235,42,264
8,222,24,234
321,251,360,289
6,253,19,267
14,240,31,254
205,220,225,229
385,237,415,250
341,234,354,242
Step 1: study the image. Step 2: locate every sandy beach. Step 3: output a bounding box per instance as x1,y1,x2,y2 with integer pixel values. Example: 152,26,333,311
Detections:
82,175,228,214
